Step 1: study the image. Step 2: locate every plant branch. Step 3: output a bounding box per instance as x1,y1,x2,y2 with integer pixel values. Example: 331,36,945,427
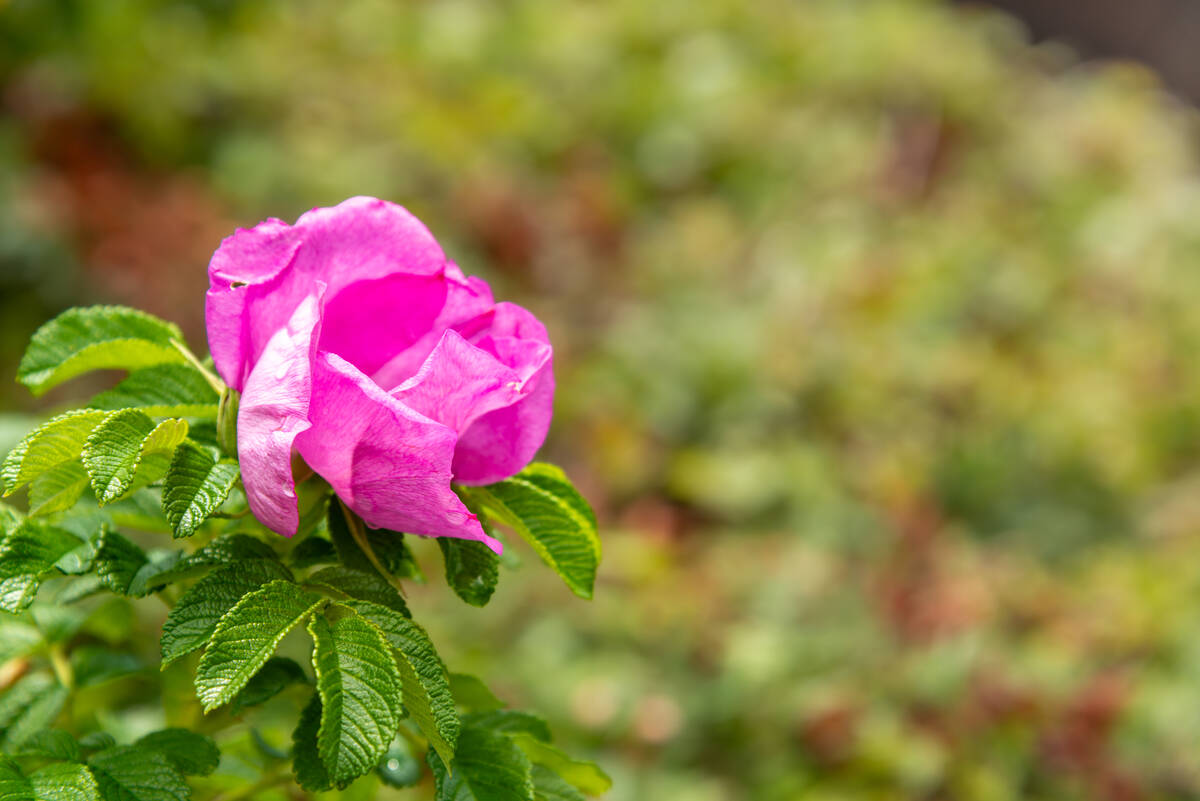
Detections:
171,338,226,395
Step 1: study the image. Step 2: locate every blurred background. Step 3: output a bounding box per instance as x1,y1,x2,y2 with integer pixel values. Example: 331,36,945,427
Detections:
4,1,1200,799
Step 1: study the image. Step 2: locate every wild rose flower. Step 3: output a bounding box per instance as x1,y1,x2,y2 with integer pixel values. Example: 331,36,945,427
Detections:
205,197,554,552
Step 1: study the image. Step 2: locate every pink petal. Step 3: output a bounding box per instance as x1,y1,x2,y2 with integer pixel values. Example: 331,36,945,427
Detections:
296,351,500,552
206,197,446,391
236,290,324,536
390,330,526,434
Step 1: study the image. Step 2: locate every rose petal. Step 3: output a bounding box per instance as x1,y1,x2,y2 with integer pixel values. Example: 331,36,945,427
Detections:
236,290,324,536
297,351,500,552
206,197,446,390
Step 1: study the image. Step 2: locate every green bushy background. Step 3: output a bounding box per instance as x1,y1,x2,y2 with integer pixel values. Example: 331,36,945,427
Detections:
4,0,1200,798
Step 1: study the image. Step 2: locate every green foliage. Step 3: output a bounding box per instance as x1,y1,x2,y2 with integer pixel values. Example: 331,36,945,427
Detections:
428,724,534,801
88,365,219,418
343,601,460,767
161,442,239,539
460,464,599,599
438,538,499,607
88,746,190,801
291,695,331,793
309,613,402,788
0,521,85,612
0,757,101,801
17,306,187,397
82,412,188,505
305,566,408,616
2,411,107,497
231,656,308,712
194,580,323,711
160,560,293,666
133,730,219,777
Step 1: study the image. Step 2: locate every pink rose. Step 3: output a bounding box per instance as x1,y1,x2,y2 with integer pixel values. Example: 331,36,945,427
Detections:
205,197,554,552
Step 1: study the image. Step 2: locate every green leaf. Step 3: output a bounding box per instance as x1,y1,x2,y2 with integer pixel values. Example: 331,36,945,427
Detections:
0,521,85,612
92,529,149,596
195,579,323,711
135,729,219,776
306,567,409,616
464,711,551,743
82,412,188,505
70,648,141,688
328,503,422,582
531,765,585,801
149,533,279,587
161,559,294,666
161,441,239,538
28,463,91,517
0,674,54,729
89,365,219,418
2,411,108,496
438,538,499,607
0,758,101,801
508,735,611,797
428,724,534,801
232,657,308,712
460,464,600,599
291,694,331,793
448,673,506,713
28,763,101,801
2,678,69,751
18,730,82,763
88,746,189,801
309,613,403,788
342,601,459,766
18,306,187,396
290,536,336,569
76,734,116,755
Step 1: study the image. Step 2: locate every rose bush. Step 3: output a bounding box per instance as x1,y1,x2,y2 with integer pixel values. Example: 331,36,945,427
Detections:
206,196,554,551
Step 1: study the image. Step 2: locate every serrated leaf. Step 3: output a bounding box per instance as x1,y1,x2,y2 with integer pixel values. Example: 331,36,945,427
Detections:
160,559,293,666
307,567,408,616
135,729,219,776
292,694,331,793
18,306,186,396
2,411,109,496
531,765,585,801
464,711,551,743
89,365,219,418
0,758,101,801
343,601,459,766
3,681,68,751
82,412,188,505
438,538,499,607
145,534,279,588
232,657,308,712
460,464,599,599
28,463,91,517
507,735,611,796
309,613,403,788
92,529,148,596
448,673,506,713
88,746,188,801
0,674,54,730
77,734,116,755
195,580,323,711
0,521,85,612
28,763,101,801
19,730,83,762
162,442,239,538
70,648,141,688
290,536,336,569
428,724,534,801
328,503,423,582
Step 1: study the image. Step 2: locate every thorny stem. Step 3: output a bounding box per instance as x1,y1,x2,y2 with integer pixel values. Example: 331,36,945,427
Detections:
171,338,226,395
338,498,407,598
